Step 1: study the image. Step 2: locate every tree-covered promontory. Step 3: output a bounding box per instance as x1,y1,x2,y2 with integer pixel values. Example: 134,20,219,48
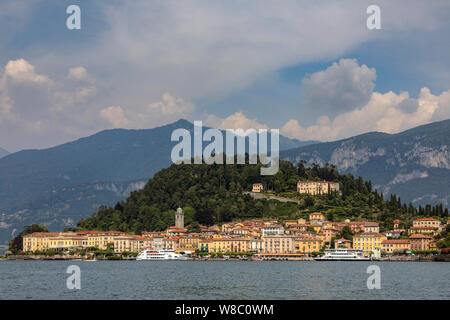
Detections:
77,157,448,234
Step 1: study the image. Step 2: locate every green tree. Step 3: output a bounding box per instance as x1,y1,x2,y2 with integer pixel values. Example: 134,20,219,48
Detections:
9,224,49,254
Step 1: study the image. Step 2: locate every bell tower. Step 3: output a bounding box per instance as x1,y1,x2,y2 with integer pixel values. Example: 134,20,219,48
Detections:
175,207,184,229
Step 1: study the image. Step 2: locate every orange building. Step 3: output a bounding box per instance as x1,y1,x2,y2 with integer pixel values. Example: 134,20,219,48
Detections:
409,234,432,251
381,239,410,254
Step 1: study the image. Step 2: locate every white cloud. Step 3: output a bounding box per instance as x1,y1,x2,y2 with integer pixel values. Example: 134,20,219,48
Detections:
67,67,94,83
1,1,450,151
282,87,450,141
148,92,194,115
0,59,101,149
53,86,98,111
78,0,378,101
99,93,195,129
204,111,268,131
301,58,376,111
3,59,52,86
100,106,128,128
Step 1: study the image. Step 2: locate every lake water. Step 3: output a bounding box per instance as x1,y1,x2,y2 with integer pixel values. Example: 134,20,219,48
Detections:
0,261,448,300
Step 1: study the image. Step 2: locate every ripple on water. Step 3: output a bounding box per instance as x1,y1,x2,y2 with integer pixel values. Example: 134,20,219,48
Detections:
0,261,449,299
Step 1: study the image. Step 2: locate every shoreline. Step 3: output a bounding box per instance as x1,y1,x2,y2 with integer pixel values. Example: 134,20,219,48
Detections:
3,255,449,262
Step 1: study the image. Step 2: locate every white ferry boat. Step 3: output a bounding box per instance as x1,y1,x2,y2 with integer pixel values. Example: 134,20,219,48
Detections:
136,249,191,261
314,249,371,261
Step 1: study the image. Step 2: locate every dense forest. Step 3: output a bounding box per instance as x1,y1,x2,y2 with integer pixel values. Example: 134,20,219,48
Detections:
77,156,448,234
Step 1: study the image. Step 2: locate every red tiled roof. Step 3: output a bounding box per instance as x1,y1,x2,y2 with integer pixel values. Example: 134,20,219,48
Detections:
409,234,432,239
410,226,436,230
382,239,409,244
353,232,384,238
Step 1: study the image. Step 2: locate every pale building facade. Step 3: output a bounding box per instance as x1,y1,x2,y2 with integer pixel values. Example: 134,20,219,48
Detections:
252,183,263,193
297,181,339,195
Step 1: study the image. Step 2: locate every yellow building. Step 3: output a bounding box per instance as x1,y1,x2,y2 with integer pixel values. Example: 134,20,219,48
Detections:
412,217,441,229
47,234,85,250
295,237,323,254
409,217,441,237
310,223,323,233
262,235,295,254
381,239,410,254
353,232,387,253
78,231,125,249
284,220,299,227
297,181,339,195
207,238,250,253
252,183,263,193
113,235,144,253
221,222,234,234
409,226,440,236
309,212,326,221
178,234,202,251
23,232,60,252
23,231,142,253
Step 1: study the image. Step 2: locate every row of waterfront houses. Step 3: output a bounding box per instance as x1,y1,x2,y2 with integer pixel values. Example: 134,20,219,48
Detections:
22,210,446,256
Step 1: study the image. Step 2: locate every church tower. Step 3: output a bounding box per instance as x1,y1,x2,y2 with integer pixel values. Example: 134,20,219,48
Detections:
175,207,184,229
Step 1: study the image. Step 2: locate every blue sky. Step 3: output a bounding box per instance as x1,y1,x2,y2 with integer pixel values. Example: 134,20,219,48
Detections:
1,0,450,152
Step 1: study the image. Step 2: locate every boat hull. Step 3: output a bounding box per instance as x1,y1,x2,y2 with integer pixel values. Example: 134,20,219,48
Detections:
314,257,371,261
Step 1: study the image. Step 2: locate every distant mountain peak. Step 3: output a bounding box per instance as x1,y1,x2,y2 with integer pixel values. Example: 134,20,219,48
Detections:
0,147,9,159
281,119,450,206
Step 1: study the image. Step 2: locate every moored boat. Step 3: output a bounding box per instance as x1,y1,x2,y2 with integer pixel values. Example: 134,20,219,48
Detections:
136,249,191,260
314,249,371,261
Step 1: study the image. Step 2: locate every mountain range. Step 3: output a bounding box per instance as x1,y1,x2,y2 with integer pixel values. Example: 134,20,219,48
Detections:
0,119,314,243
0,147,9,159
0,118,448,244
281,119,450,208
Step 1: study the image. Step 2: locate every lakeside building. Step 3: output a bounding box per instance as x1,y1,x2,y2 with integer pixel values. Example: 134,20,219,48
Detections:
262,235,295,254
207,238,251,253
23,231,129,252
409,233,433,251
47,234,85,250
381,239,410,254
178,234,202,251
352,232,387,253
249,238,264,253
335,238,352,249
21,208,446,257
23,232,61,252
297,181,339,195
78,231,127,249
295,236,323,254
113,235,145,253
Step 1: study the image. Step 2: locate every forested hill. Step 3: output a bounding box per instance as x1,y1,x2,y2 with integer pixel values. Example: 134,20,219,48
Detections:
77,158,448,234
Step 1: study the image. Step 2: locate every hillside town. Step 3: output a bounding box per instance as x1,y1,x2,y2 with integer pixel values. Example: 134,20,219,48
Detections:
20,203,447,259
